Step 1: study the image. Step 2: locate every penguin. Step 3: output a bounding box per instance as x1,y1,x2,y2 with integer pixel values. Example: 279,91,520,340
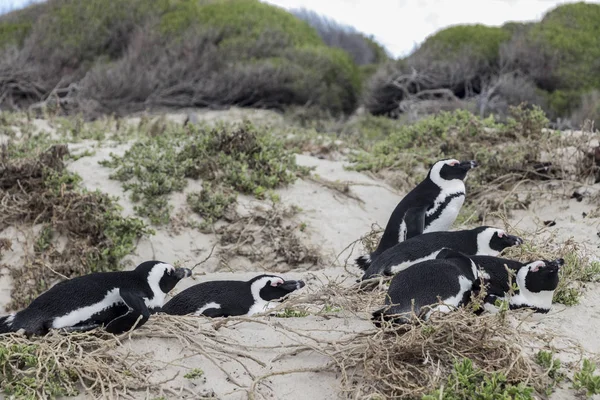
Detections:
0,261,192,336
356,158,478,271
462,253,563,314
361,226,523,280
160,274,306,318
371,249,480,327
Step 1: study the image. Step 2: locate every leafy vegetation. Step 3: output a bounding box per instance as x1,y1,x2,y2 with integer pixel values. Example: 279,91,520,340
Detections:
0,343,78,399
0,143,152,309
573,359,600,397
101,120,310,226
423,358,535,399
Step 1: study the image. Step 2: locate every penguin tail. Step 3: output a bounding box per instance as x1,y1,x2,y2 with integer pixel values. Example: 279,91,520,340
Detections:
0,314,16,334
355,254,372,271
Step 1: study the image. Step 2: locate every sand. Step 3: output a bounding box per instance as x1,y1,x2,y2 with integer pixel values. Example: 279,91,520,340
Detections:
1,108,600,399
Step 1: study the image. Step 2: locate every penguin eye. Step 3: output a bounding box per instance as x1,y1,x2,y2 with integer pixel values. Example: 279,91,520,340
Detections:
448,161,459,166
498,231,504,238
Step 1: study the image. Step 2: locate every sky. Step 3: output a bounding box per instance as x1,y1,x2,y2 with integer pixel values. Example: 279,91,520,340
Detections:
3,0,599,57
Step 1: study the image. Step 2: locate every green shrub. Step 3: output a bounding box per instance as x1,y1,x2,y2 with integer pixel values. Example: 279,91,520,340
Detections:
423,358,535,400
418,24,512,65
101,121,310,226
528,2,600,91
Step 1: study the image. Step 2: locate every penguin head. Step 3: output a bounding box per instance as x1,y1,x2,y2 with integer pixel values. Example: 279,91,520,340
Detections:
135,260,192,294
249,274,306,302
480,228,523,254
430,159,478,183
520,258,563,293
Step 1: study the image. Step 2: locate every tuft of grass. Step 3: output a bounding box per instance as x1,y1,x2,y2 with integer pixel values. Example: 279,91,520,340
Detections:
535,350,564,394
275,308,309,318
101,120,310,227
573,359,600,397
183,368,205,380
186,182,237,232
423,358,535,400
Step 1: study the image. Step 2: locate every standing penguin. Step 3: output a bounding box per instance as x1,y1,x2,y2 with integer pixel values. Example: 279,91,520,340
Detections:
464,253,563,314
160,274,306,318
371,249,480,326
361,226,523,280
356,158,478,271
0,261,192,336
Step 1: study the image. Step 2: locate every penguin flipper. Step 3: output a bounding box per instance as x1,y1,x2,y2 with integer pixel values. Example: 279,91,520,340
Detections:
202,308,227,318
403,205,427,240
105,289,150,335
436,248,470,262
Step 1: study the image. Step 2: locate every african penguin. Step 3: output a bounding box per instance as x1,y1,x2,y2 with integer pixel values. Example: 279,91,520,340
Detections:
371,249,480,327
462,253,563,314
356,158,478,271
361,226,523,280
160,274,306,318
0,261,192,336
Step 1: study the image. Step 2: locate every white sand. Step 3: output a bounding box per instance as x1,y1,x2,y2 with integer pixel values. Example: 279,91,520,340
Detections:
1,109,600,399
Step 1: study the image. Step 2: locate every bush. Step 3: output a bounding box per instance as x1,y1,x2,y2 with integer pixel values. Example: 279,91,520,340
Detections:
291,8,389,65
416,24,511,66
571,90,600,131
528,2,600,91
0,0,362,116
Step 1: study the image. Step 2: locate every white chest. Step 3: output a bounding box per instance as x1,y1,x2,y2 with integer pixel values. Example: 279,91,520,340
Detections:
247,300,277,316
424,194,465,233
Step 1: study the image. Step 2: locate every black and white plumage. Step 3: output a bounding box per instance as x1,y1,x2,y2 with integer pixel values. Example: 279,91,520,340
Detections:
160,274,306,318
0,261,192,336
360,226,523,280
466,254,563,314
371,249,480,326
356,158,478,271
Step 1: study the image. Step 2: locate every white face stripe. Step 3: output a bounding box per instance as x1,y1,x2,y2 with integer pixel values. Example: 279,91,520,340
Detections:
145,262,174,309
248,275,285,316
425,161,466,233
510,262,554,311
476,228,505,256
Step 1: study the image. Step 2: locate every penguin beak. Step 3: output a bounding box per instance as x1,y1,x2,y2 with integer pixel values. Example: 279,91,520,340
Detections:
279,280,305,292
507,235,523,246
174,268,192,279
459,160,478,170
549,258,564,269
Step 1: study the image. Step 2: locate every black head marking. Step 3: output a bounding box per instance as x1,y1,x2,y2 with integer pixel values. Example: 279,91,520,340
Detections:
134,260,192,294
488,230,523,252
524,258,563,293
250,274,306,302
431,159,478,182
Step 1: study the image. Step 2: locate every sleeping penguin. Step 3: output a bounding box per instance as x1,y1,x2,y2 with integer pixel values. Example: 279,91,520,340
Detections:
371,249,480,327
356,158,478,271
465,253,563,314
360,226,523,280
160,274,306,317
0,261,192,336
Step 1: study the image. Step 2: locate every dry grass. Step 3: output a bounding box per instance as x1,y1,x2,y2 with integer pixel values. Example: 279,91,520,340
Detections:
0,143,150,310
216,202,322,272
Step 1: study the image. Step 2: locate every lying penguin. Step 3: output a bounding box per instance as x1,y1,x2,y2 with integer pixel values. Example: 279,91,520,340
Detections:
360,226,523,280
372,250,563,326
467,253,563,314
0,261,192,336
371,249,479,326
160,274,306,317
356,158,478,271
